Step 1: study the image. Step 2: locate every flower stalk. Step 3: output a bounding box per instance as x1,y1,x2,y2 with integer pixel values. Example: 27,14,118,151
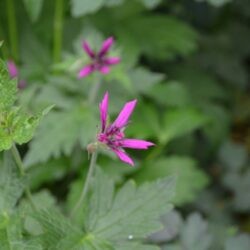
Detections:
71,150,98,217
11,144,37,210
53,0,64,63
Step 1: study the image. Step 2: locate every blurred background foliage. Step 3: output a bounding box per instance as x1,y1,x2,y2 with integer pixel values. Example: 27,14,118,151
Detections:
0,0,250,249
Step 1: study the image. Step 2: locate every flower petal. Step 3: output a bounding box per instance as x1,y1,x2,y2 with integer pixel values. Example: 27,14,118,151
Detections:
121,139,155,149
7,60,18,78
112,100,137,129
82,41,95,58
99,92,109,132
99,65,110,74
78,65,94,78
104,57,120,65
98,37,114,57
113,149,134,166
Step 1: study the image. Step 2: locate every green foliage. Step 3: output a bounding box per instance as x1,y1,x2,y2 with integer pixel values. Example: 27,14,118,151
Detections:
24,107,97,166
0,60,17,110
0,152,24,213
23,0,44,22
135,156,209,205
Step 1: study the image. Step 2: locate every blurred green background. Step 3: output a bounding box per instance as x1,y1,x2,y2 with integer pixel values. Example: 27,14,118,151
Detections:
0,0,250,249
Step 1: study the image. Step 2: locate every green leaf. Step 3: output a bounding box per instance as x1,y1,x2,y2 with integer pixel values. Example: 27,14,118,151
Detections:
225,234,250,250
33,208,82,248
135,157,209,205
23,0,44,22
24,107,97,166
223,168,250,212
71,0,104,17
0,151,25,213
180,213,212,250
90,170,175,242
129,67,164,94
161,108,209,144
148,81,191,107
0,60,17,110
0,106,52,151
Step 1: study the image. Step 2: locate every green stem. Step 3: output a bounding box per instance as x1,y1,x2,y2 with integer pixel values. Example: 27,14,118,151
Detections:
11,144,37,210
88,74,102,104
53,0,64,63
0,26,9,59
6,0,18,61
70,151,98,217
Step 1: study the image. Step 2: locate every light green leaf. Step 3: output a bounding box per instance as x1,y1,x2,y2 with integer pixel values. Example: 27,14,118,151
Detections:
24,107,97,166
148,81,191,107
129,67,164,94
0,60,17,110
161,108,209,144
225,234,250,250
91,174,175,241
0,151,25,213
71,0,104,17
0,106,52,151
135,156,209,205
181,213,212,250
23,0,44,22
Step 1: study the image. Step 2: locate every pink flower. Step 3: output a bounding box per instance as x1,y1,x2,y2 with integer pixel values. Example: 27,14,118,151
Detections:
7,60,26,89
7,60,18,78
97,92,154,166
78,37,120,78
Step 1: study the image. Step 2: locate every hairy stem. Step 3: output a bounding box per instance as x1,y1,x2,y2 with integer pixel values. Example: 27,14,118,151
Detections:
53,0,64,63
70,151,98,217
11,144,37,210
6,0,18,61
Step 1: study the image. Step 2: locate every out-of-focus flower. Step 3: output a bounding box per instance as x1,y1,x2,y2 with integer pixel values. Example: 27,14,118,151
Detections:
7,60,26,89
97,92,154,166
78,37,120,78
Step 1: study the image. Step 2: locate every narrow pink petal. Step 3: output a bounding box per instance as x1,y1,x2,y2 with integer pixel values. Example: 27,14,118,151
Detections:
99,65,110,74
104,57,120,65
82,41,95,58
121,139,155,149
98,37,114,57
99,92,109,132
112,100,137,129
78,65,94,78
7,60,18,78
113,149,134,166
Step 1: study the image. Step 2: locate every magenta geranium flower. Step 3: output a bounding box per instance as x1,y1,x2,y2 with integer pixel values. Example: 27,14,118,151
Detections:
97,92,154,166
78,37,120,78
7,60,26,89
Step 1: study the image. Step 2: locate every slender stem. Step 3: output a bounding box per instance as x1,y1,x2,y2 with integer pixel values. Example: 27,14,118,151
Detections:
11,144,37,210
6,0,18,61
70,151,98,217
88,73,102,104
53,0,64,63
0,26,9,59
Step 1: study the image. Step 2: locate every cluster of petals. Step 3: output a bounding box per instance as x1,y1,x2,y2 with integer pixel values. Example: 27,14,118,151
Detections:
78,37,120,78
98,92,154,166
7,60,26,89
